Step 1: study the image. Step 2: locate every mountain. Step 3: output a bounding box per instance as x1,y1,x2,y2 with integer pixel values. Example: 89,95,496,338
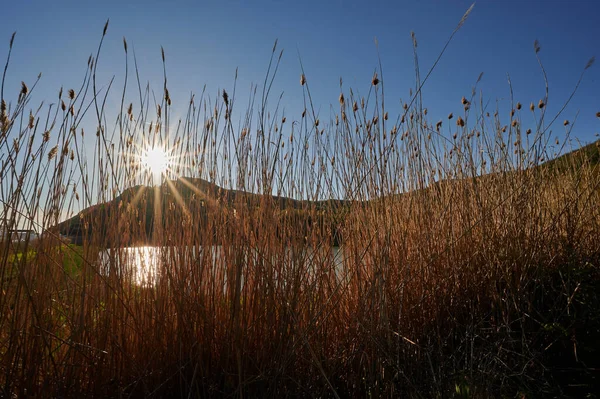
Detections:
55,140,599,246
55,176,351,246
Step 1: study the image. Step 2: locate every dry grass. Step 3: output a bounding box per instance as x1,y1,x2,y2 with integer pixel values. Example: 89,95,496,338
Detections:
1,16,600,398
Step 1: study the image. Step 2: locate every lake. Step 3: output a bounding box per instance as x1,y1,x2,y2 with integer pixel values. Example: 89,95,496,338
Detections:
99,245,345,287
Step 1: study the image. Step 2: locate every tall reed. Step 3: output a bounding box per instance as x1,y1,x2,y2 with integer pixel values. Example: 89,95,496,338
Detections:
1,14,599,398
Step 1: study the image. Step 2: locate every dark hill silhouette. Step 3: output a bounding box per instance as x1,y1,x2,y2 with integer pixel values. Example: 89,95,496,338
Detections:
55,140,599,246
55,176,352,246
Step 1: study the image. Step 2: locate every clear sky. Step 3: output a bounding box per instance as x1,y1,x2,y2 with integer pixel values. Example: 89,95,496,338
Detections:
2,0,599,154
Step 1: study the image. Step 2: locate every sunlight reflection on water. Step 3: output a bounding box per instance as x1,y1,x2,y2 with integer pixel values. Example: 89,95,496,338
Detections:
99,246,345,287
99,246,164,286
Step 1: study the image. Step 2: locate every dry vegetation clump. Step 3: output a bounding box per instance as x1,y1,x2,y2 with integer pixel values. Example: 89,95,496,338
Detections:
1,17,600,398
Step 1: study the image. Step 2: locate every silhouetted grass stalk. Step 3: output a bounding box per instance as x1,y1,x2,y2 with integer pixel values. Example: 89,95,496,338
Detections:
1,9,599,397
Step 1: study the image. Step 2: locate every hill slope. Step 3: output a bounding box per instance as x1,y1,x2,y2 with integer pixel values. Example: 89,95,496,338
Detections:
55,140,599,246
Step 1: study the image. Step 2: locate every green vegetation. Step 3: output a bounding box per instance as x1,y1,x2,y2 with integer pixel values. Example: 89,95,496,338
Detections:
1,14,600,398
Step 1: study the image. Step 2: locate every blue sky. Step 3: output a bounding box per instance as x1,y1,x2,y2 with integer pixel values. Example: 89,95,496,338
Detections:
2,0,599,153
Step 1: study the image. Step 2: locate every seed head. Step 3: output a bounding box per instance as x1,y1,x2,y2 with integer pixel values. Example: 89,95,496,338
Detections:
339,93,344,105
448,112,453,120
511,119,517,127
68,89,75,100
563,120,569,126
300,74,306,86
222,90,229,106
43,131,50,142
456,116,464,127
372,73,379,86
436,121,442,131
384,112,388,120
596,111,600,118
516,102,522,110
585,57,595,70
538,99,545,109
530,102,535,111
48,145,58,160
20,82,28,96
526,129,532,135
353,101,358,113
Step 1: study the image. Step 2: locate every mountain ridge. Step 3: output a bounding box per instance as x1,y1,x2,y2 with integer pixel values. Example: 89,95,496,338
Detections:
55,139,600,245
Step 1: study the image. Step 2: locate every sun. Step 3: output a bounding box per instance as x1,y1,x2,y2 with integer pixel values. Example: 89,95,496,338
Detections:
142,146,169,182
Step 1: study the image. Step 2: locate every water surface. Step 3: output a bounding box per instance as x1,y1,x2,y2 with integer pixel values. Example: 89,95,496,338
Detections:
99,245,345,287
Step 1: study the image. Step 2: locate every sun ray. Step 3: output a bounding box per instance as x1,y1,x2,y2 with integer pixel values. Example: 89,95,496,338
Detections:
153,184,163,246
178,176,220,209
165,178,192,219
129,185,147,210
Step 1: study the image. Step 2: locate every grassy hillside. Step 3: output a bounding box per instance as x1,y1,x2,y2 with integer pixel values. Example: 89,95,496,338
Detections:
56,139,599,248
543,138,600,172
55,176,351,246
